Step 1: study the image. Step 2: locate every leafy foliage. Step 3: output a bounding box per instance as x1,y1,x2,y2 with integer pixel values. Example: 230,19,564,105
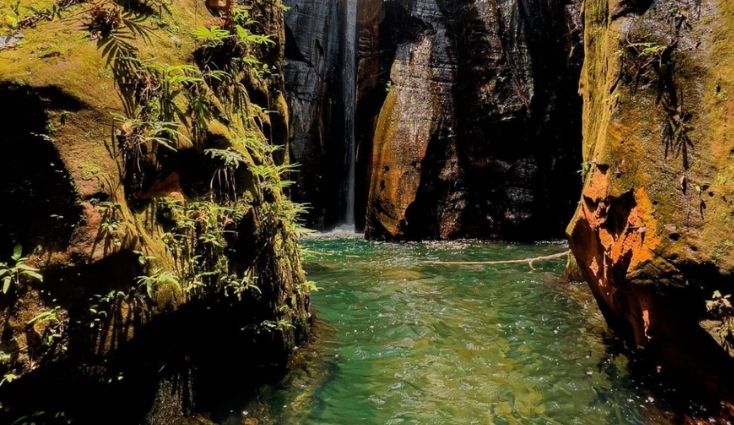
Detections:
193,26,231,47
206,148,246,201
706,290,734,352
81,0,311,312
0,245,43,295
27,307,61,326
136,270,181,298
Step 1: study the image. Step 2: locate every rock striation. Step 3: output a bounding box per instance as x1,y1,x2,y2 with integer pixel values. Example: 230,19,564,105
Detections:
285,0,584,238
363,0,584,240
283,0,350,228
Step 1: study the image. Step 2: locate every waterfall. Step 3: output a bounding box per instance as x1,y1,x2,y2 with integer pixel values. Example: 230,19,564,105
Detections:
342,0,357,226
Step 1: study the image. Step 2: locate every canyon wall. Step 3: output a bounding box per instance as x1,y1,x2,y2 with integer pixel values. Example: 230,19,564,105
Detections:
284,0,584,238
363,0,584,240
568,0,734,409
0,0,311,423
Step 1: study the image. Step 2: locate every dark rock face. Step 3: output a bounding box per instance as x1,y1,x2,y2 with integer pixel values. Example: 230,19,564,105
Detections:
284,0,584,238
364,0,584,240
362,0,463,239
284,0,350,228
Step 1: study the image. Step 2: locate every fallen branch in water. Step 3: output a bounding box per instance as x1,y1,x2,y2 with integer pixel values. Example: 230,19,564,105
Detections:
424,250,570,271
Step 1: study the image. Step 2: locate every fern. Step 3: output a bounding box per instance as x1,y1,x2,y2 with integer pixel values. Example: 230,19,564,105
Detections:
234,25,274,46
205,148,245,168
193,26,231,47
136,270,182,298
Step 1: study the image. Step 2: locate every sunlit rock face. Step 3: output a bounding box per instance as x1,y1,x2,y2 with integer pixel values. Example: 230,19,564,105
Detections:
568,0,734,408
362,0,584,240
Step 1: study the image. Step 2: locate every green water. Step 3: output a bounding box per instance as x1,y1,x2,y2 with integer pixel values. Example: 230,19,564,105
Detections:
240,235,676,424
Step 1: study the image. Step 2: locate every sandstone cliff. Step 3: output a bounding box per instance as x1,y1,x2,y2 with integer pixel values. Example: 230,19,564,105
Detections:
284,0,584,238
568,0,734,409
0,0,311,422
363,0,584,240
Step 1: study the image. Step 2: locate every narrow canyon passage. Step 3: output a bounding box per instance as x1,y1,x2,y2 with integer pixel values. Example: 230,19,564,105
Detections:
1,0,733,422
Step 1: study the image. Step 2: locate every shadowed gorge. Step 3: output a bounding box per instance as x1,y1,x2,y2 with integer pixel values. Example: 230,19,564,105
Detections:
1,0,734,422
285,0,584,239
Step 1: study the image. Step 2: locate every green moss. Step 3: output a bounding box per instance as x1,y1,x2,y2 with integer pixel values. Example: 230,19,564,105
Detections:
0,2,310,404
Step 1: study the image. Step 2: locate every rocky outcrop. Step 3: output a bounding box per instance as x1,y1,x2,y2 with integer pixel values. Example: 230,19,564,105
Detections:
0,1,311,422
363,0,584,240
568,0,734,410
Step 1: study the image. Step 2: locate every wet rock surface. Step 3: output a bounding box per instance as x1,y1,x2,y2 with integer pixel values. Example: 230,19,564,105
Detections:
284,0,350,228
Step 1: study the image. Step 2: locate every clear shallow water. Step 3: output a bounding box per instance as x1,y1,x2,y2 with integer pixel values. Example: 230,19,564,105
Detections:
238,235,676,424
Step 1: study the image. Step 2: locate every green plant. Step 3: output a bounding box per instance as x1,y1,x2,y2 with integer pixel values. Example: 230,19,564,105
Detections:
0,373,17,387
222,274,261,300
27,307,61,326
184,80,216,148
261,319,294,332
261,198,309,226
112,115,186,189
577,161,593,178
205,148,246,200
95,200,123,248
706,290,734,351
250,162,298,195
193,26,231,47
27,307,64,347
2,0,20,29
136,270,182,298
88,290,127,330
145,62,203,122
0,245,43,294
234,25,274,47
297,280,319,296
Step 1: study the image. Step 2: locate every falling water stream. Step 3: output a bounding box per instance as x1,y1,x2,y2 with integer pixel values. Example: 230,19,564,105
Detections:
229,235,692,424
342,0,357,226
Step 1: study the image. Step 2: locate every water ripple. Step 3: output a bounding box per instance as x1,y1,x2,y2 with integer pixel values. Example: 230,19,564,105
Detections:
236,238,677,425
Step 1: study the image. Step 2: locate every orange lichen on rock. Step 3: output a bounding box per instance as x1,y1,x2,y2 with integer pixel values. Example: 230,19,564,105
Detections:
366,31,453,238
569,0,734,413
